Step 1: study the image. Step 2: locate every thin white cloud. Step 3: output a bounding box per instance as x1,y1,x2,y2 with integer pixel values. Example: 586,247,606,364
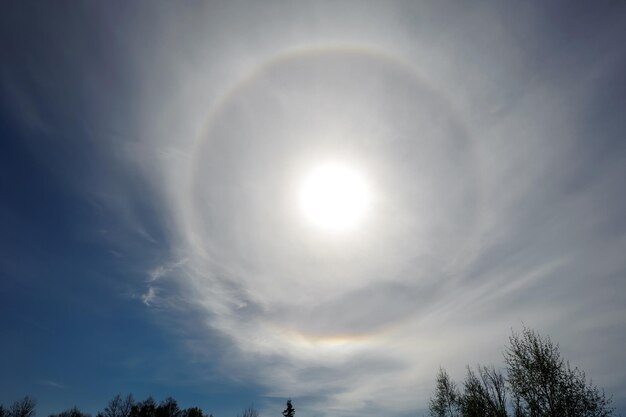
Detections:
148,265,167,282
141,287,158,306
37,380,65,389
147,258,188,282
61,1,626,416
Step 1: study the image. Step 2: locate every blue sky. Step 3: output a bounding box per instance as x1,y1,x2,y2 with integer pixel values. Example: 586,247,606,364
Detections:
1,2,626,417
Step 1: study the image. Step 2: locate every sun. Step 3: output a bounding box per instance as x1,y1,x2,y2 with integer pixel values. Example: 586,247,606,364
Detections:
298,161,371,233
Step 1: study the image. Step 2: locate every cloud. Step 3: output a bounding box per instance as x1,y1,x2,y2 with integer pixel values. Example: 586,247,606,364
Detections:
141,287,158,306
23,1,622,416
37,380,65,389
147,258,188,282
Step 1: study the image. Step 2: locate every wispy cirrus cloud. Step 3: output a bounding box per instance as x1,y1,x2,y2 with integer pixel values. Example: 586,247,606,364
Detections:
37,380,65,390
119,2,626,416
6,2,623,416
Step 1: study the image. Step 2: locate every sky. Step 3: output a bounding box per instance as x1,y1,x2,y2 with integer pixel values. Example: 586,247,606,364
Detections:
1,1,626,417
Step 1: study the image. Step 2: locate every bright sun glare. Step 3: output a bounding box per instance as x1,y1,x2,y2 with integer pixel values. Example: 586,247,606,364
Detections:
298,161,371,233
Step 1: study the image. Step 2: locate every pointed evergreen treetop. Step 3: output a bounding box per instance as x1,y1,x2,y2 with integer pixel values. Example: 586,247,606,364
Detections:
281,400,295,417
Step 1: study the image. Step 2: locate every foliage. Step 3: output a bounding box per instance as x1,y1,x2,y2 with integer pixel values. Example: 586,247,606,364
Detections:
459,366,507,417
282,400,295,417
505,327,614,417
182,408,204,417
130,398,157,417
429,368,461,417
97,395,135,417
155,398,181,417
429,327,615,417
236,407,258,417
49,406,91,417
6,398,36,417
2,395,215,417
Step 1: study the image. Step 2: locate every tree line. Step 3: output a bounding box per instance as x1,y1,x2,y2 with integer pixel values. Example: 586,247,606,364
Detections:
428,327,615,417
1,328,617,417
0,396,297,417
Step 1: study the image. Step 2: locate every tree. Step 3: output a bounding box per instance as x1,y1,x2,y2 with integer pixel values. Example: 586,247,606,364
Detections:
282,400,295,417
459,366,508,417
505,327,614,417
49,406,91,417
155,398,180,417
9,397,36,417
181,408,204,417
429,327,615,417
429,368,460,417
430,328,614,417
98,395,134,417
459,367,490,417
237,407,258,417
130,398,156,417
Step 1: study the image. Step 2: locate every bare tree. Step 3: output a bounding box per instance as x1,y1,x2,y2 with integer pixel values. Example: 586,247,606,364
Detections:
460,366,508,417
49,406,91,417
237,407,258,417
181,408,204,417
130,397,156,417
430,327,615,417
505,327,614,417
460,367,490,417
479,365,508,417
429,368,460,417
155,398,180,417
98,395,135,417
9,397,36,417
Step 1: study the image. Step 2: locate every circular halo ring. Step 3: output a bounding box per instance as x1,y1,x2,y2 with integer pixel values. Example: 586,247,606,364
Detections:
182,44,481,341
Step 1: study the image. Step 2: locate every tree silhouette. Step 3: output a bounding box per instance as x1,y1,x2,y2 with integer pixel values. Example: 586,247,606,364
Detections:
49,406,91,417
429,368,460,417
2,396,216,417
237,407,258,417
282,400,295,417
8,398,36,417
505,327,614,417
459,366,507,417
98,395,134,417
181,408,204,417
155,398,181,417
130,398,157,417
429,327,615,417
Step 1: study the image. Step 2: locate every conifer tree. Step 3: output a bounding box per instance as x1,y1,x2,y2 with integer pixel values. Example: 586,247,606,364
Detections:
281,400,295,417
